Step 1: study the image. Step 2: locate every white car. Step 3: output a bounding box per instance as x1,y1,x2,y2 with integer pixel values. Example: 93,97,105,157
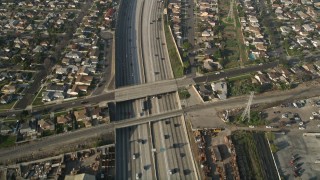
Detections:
282,114,288,118
310,116,314,120
299,126,305,130
249,125,255,128
136,173,140,179
299,122,304,126
266,126,272,129
286,124,291,127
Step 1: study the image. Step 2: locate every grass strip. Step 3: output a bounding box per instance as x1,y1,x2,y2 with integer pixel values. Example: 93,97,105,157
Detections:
164,19,184,78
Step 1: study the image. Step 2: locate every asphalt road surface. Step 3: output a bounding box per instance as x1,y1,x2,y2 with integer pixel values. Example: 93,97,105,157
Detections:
2,84,320,164
0,60,278,118
114,0,197,179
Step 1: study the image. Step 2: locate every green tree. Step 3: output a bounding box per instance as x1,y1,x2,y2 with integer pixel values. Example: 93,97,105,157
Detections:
182,40,192,50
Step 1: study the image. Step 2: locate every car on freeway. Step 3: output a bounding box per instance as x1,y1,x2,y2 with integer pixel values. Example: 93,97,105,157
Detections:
132,154,137,160
168,168,178,175
136,173,141,179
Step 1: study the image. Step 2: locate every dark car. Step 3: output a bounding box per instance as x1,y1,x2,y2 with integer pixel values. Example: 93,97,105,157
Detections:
81,101,89,104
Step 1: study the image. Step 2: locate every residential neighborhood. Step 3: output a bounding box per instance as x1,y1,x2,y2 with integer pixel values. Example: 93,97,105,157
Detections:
0,0,116,110
1,105,109,143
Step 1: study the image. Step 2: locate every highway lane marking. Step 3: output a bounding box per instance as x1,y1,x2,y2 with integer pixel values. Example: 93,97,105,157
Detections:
159,120,171,180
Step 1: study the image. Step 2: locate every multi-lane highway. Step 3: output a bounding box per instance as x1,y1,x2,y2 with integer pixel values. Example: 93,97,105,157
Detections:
114,0,197,179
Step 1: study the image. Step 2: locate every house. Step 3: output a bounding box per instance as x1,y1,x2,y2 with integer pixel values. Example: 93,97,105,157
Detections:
1,84,16,94
279,76,289,84
62,57,72,65
291,25,301,32
38,119,55,131
278,67,292,79
211,81,227,100
280,26,291,34
33,45,44,53
247,26,262,38
254,73,270,85
255,44,267,51
302,64,317,74
19,123,36,136
42,91,64,102
75,75,93,86
248,16,259,23
46,83,66,93
311,40,320,48
267,71,280,82
57,114,72,124
0,94,13,104
55,67,69,75
275,7,283,14
313,61,320,71
42,92,53,102
89,48,99,59
78,66,90,75
201,30,211,37
65,51,82,59
67,85,88,96
91,107,103,120
74,109,91,122
296,38,309,48
302,24,314,32
296,11,309,19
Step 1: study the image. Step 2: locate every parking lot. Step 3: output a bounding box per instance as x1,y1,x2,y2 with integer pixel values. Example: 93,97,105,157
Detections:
274,131,320,179
264,97,320,131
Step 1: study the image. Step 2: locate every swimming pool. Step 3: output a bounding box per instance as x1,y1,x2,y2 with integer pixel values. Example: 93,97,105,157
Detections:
249,53,256,60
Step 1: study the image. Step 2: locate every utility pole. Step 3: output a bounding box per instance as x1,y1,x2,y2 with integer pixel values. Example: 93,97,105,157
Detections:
241,91,254,122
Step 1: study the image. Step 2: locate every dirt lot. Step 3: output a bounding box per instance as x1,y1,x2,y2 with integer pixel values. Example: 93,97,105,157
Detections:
186,107,227,129
274,131,320,179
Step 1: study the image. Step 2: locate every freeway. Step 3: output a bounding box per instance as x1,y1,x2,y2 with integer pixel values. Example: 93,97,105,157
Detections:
114,0,198,179
114,0,156,179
